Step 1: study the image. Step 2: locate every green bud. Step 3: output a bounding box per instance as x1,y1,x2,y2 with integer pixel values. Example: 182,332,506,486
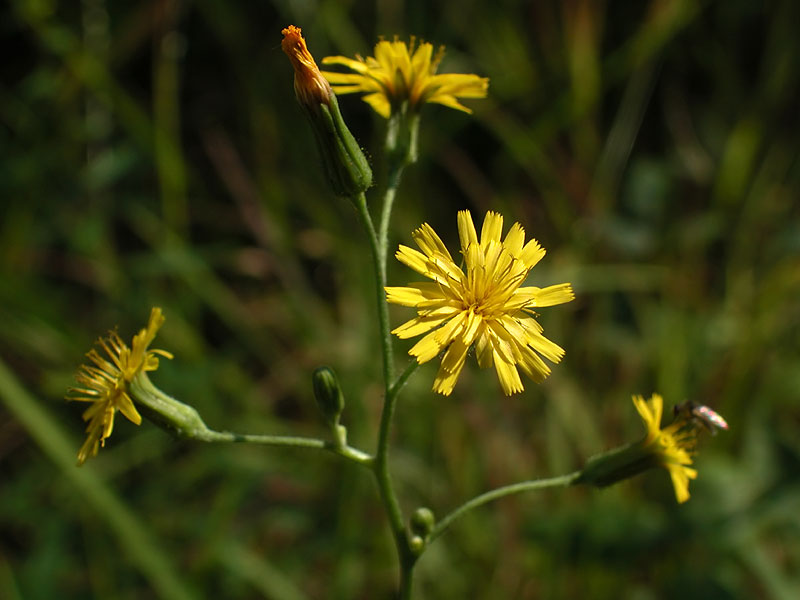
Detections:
302,94,373,198
312,367,345,427
408,535,425,555
409,507,435,539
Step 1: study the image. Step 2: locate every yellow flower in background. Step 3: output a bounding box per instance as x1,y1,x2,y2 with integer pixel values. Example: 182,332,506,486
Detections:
386,211,574,396
321,37,489,118
633,394,698,503
67,308,172,465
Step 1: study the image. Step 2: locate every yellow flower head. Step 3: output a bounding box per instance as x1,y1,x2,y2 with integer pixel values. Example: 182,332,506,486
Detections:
281,25,334,107
321,37,489,118
67,308,172,465
386,211,574,396
633,394,698,503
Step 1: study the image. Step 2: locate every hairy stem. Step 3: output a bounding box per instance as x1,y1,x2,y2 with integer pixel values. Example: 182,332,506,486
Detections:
353,180,418,596
354,192,394,385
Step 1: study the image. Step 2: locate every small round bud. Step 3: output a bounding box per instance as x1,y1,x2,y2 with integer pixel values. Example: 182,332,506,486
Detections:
408,535,425,555
409,507,435,539
312,367,345,427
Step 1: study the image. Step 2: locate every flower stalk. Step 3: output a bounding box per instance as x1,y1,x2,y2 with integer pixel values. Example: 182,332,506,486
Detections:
428,472,582,544
130,371,373,466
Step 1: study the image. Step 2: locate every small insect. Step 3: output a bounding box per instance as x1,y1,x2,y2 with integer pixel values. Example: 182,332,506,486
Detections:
674,401,729,434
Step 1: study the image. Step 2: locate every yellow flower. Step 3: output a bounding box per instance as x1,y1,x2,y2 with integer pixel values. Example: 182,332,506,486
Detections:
67,308,172,465
386,211,574,396
633,394,698,503
321,37,489,118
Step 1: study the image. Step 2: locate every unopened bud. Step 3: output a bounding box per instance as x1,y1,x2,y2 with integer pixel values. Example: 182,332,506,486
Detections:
408,535,425,555
410,507,435,539
281,25,372,198
312,366,345,428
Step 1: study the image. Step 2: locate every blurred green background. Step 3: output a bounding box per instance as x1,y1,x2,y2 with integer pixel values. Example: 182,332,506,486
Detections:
2,0,799,598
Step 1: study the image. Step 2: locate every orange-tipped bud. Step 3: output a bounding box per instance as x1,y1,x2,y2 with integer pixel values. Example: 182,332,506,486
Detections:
281,25,333,107
281,25,372,198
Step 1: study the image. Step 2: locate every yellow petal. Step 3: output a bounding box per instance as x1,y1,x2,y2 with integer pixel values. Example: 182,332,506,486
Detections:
117,391,143,425
668,464,697,504
361,92,392,118
425,95,473,113
432,358,466,396
480,240,504,278
385,285,440,307
409,328,447,363
395,245,431,275
475,326,494,369
493,349,524,396
463,241,484,274
457,210,478,254
480,211,504,245
391,314,451,339
533,283,575,307
633,394,662,435
320,71,371,86
519,238,546,267
413,223,453,261
329,84,372,95
518,322,565,363
429,73,490,98
439,336,470,377
428,254,466,286
485,321,518,365
432,310,468,348
503,222,526,256
321,55,370,74
517,347,551,383
372,41,398,77
460,310,483,346
77,434,100,465
410,41,434,76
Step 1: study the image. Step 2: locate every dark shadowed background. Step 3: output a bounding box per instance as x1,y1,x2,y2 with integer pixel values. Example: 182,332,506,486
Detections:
1,0,799,598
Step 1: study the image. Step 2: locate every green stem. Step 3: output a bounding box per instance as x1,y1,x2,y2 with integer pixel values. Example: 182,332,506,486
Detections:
354,193,410,569
352,116,418,595
353,171,418,595
372,358,420,597
377,162,406,268
428,472,582,544
354,192,394,385
373,383,406,544
196,428,374,466
131,373,373,468
389,360,420,399
399,565,414,600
